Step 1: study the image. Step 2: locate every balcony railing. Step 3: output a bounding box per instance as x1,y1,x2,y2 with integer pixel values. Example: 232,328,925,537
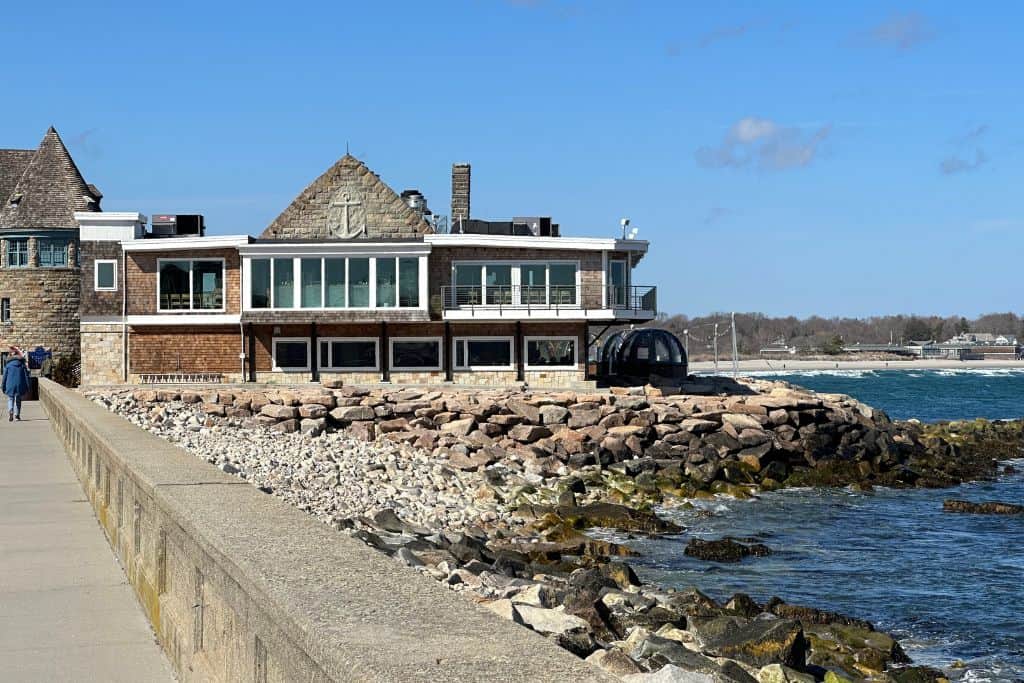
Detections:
440,284,656,316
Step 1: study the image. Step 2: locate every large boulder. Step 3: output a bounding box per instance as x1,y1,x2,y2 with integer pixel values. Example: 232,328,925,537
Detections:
684,538,772,563
441,417,477,436
943,499,1024,514
509,424,552,443
329,405,375,422
261,404,299,420
508,398,542,424
691,616,806,669
513,605,589,636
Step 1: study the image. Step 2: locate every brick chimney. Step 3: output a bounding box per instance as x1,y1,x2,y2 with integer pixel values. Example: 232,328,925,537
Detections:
451,163,471,224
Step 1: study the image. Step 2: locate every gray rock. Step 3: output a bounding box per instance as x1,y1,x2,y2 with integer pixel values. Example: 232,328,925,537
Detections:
623,664,716,683
513,605,589,635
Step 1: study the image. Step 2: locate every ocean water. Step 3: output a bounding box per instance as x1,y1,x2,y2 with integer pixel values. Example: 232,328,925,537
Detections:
631,369,1024,681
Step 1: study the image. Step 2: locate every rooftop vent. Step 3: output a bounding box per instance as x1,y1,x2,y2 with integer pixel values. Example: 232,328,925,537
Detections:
400,189,431,217
149,214,205,238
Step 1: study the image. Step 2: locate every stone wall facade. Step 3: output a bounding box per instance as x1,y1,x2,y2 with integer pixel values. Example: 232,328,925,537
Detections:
81,322,125,385
0,252,81,361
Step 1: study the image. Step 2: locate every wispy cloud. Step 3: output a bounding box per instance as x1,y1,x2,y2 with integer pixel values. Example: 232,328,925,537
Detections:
865,12,934,50
696,117,831,172
698,23,749,49
704,207,732,225
940,125,990,175
940,150,988,175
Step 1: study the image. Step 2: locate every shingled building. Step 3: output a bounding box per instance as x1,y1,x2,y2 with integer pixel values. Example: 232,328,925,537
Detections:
77,150,656,387
0,127,101,365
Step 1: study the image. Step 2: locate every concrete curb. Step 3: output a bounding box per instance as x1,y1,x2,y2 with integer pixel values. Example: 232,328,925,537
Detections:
40,379,614,682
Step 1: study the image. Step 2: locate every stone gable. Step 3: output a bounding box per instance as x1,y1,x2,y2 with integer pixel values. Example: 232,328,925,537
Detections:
262,154,430,241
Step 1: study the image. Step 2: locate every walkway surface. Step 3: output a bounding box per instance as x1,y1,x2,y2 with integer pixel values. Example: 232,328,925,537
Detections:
0,401,174,682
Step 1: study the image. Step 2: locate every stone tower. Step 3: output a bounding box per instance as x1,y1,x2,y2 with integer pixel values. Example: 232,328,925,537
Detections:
0,127,101,364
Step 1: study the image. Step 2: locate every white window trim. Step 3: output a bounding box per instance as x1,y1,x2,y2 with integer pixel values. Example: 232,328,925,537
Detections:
94,259,118,291
318,337,380,372
389,336,443,372
523,335,579,370
272,337,311,372
450,260,581,308
453,336,516,372
243,255,426,312
157,257,227,313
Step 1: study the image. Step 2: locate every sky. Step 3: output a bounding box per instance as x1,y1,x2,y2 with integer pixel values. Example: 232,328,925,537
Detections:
2,1,1021,318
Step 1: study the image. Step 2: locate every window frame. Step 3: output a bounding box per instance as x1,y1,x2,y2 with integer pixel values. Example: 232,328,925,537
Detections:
38,238,69,268
608,258,628,308
271,337,311,372
318,337,380,372
6,239,29,268
523,335,579,371
453,336,516,372
94,259,118,292
389,336,443,372
449,260,581,307
0,297,10,323
156,257,226,313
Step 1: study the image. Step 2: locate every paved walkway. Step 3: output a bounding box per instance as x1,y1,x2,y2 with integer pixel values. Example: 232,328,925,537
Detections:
0,401,174,682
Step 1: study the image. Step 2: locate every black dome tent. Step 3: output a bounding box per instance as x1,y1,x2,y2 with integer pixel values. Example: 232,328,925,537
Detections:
598,328,688,384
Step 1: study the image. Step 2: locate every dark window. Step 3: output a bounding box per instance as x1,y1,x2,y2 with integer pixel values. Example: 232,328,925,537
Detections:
455,339,512,368
6,239,28,267
527,338,576,367
392,340,440,369
320,340,377,369
273,340,309,370
192,260,224,310
159,260,191,310
39,239,68,267
95,261,117,290
0,298,10,323
250,259,270,308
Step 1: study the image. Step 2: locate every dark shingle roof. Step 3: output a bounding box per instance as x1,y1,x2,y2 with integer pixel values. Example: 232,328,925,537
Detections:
262,153,430,240
0,127,101,230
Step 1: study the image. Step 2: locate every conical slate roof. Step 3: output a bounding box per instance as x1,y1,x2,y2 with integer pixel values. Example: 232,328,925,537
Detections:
0,127,100,230
262,153,430,240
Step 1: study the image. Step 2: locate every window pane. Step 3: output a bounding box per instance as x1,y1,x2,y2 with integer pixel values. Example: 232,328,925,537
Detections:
325,258,346,307
376,258,396,308
96,262,116,289
273,258,294,308
329,341,377,369
467,339,511,366
251,259,271,308
7,240,28,267
274,341,308,369
392,340,439,369
300,258,322,308
453,265,482,306
522,265,547,304
549,263,577,305
398,258,419,307
609,261,627,307
159,260,191,310
348,258,370,307
485,265,512,305
193,260,223,310
527,339,575,367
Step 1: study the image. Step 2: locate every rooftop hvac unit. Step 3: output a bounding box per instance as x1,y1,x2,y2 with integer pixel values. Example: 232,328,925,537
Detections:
150,214,205,238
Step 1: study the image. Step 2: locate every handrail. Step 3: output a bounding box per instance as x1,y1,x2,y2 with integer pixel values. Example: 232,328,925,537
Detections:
440,284,656,314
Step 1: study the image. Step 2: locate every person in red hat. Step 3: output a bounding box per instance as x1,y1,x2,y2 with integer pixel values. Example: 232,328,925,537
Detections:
2,346,31,421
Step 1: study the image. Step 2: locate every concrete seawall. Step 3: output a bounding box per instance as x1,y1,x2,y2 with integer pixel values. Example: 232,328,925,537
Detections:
40,379,613,682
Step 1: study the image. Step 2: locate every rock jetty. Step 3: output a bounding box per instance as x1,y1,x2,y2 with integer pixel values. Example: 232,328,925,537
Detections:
86,377,1023,683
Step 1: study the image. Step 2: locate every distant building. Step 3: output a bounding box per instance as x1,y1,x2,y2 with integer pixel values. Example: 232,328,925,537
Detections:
0,127,101,365
759,339,796,356
915,332,1022,361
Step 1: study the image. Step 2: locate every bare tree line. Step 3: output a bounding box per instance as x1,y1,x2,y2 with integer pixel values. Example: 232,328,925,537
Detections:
650,312,1024,357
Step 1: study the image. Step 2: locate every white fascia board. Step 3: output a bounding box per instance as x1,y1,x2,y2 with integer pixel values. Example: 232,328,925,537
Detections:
424,234,649,253
75,211,148,224
122,236,251,251
126,314,242,326
238,242,431,256
442,309,656,321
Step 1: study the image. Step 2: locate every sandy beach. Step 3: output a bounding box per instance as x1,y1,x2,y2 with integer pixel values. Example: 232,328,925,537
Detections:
689,357,1024,373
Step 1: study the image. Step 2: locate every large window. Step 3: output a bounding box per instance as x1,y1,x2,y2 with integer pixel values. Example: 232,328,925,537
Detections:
390,338,442,371
525,336,577,369
608,259,628,307
454,337,514,370
159,259,224,311
272,338,310,372
450,262,578,307
95,260,117,291
39,239,69,267
247,256,423,310
251,259,271,308
6,239,28,268
319,338,378,371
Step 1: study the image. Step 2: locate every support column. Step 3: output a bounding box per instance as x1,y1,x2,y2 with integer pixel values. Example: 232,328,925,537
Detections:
444,321,453,382
380,321,390,382
247,324,256,382
310,322,319,382
515,321,525,383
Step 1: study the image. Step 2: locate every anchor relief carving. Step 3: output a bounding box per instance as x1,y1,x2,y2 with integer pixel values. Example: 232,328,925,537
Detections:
326,190,367,239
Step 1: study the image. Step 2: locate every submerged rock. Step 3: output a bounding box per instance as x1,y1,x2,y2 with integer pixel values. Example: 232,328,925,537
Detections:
943,499,1024,514
684,537,772,563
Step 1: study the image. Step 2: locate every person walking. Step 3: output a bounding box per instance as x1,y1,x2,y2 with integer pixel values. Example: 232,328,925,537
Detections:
2,347,31,422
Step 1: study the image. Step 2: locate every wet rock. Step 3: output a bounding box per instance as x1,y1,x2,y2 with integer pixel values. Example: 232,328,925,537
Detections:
691,616,806,668
943,499,1024,514
684,538,772,563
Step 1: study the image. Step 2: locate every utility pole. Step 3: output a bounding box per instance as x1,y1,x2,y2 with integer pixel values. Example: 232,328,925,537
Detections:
731,312,739,378
713,322,719,374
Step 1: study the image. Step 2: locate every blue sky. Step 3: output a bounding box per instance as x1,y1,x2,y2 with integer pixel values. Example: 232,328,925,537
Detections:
2,1,1021,318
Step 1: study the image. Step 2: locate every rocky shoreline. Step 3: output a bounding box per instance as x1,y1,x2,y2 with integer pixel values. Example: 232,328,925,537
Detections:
87,378,1023,683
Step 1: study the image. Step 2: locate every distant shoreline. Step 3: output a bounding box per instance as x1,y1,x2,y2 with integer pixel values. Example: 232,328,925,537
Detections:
690,358,1024,373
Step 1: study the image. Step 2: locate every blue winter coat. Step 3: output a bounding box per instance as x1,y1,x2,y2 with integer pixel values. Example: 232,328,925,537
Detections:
2,358,30,398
